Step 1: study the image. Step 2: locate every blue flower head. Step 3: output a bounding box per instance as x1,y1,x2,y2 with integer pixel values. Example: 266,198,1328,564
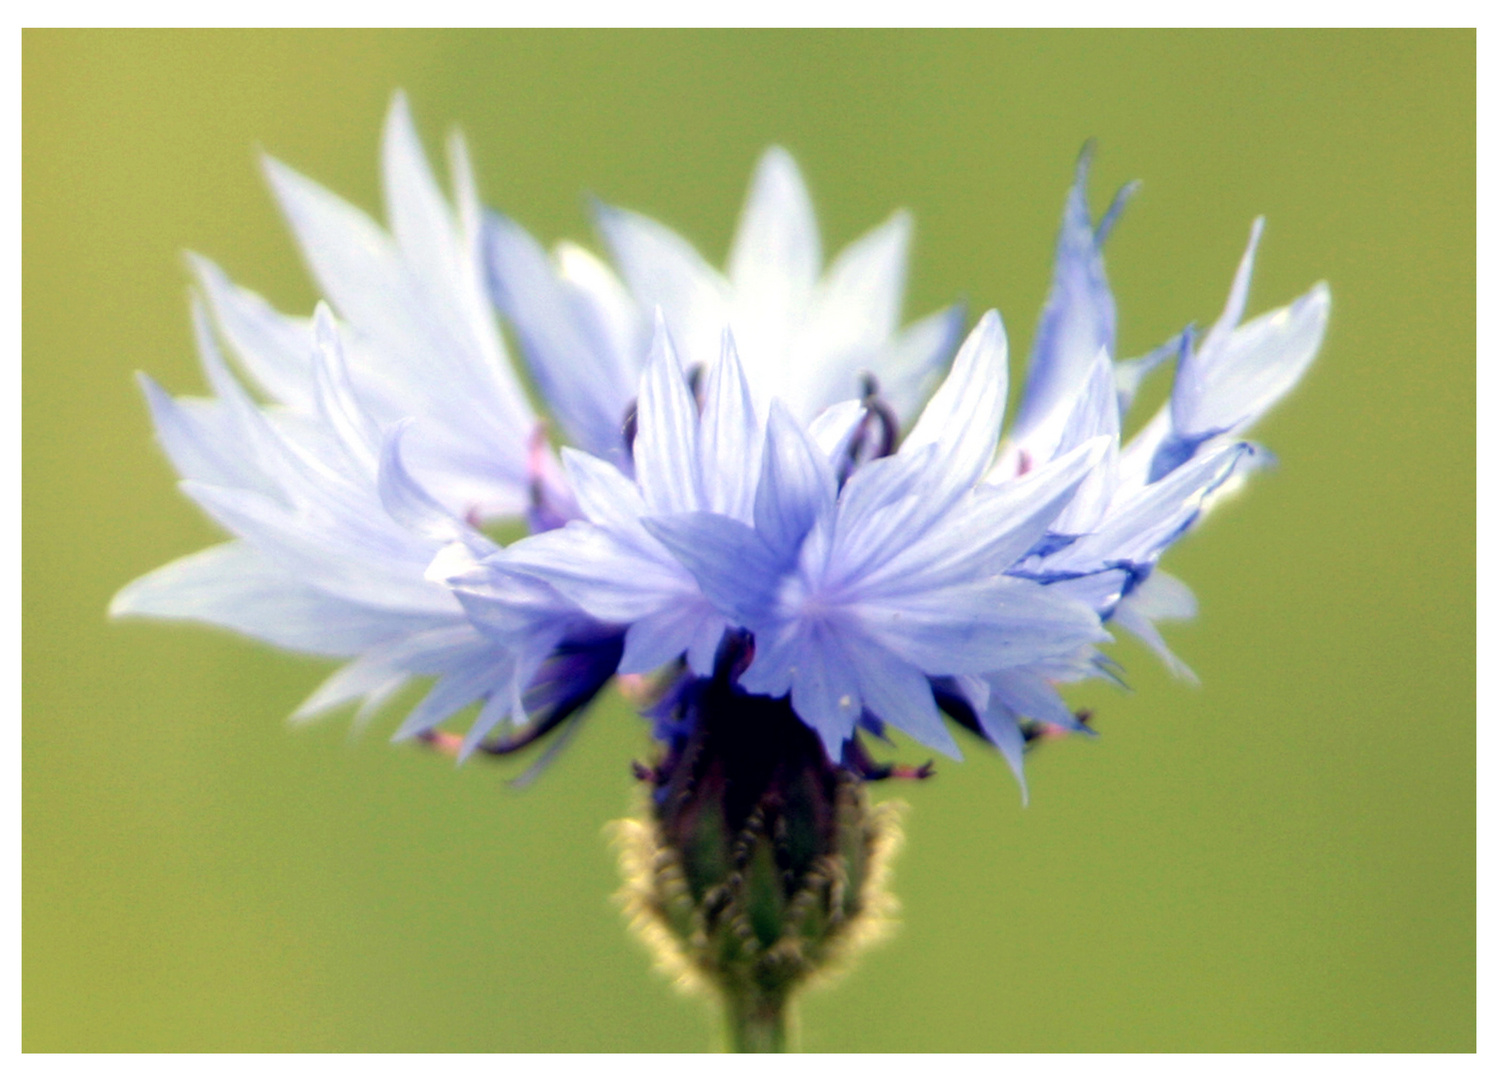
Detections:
111,98,1331,1035
114,96,1329,802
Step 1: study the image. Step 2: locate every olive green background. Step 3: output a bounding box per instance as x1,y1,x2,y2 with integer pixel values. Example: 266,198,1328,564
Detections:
23,30,1474,1052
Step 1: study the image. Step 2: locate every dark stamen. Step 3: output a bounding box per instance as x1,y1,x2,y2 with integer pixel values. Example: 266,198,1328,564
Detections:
622,399,639,457
416,633,626,787
839,374,901,486
843,734,936,782
473,707,573,756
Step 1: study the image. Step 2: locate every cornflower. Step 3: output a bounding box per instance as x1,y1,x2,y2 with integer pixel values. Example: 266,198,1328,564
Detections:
114,96,1328,1051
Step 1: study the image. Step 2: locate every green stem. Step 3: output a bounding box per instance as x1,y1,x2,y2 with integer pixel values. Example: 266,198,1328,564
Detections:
724,988,790,1053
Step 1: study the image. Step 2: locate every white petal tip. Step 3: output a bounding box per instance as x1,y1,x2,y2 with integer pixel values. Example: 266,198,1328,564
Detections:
425,541,481,585
757,144,800,174
106,587,137,619
259,153,295,187
181,250,216,278
312,302,338,340
1173,664,1202,686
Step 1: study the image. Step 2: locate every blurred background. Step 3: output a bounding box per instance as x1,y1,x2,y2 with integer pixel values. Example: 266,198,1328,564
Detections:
23,30,1474,1051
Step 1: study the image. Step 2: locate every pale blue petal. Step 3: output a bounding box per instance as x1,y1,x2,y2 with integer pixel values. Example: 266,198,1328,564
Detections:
864,437,1107,592
789,210,912,413
865,304,966,424
380,92,460,304
842,642,961,759
903,310,1009,501
261,153,400,341
501,523,688,623
941,674,1029,800
633,315,704,515
641,511,782,627
736,621,803,698
697,331,762,522
1049,440,1251,574
807,399,866,463
1011,151,1121,456
446,564,587,646
754,400,837,561
293,623,507,729
110,542,438,656
264,149,519,445
1201,218,1264,357
377,421,496,556
1172,281,1331,441
136,374,269,495
1056,349,1121,452
1111,594,1198,683
560,447,646,529
554,241,647,380
188,253,314,410
178,482,443,614
593,200,730,370
824,443,941,583
813,210,910,349
1128,569,1197,620
727,146,820,327
185,297,312,495
294,654,409,721
987,668,1085,732
948,673,990,714
445,127,484,242
345,623,496,678
787,626,865,759
857,576,1107,676
263,140,534,517
351,676,409,730
484,210,634,459
685,615,730,676
1111,570,1199,682
1115,406,1172,491
392,657,516,743
1044,568,1132,619
310,305,382,473
1050,354,1121,534
619,602,727,677
974,694,1029,805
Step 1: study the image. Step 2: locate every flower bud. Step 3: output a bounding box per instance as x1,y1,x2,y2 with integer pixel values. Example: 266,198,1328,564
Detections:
614,652,903,1050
